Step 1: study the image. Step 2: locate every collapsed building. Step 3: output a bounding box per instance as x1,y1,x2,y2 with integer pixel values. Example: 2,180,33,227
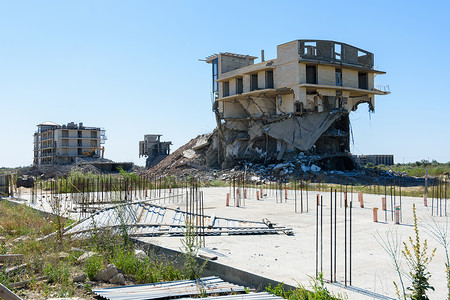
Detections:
139,134,172,168
204,40,389,169
33,121,106,165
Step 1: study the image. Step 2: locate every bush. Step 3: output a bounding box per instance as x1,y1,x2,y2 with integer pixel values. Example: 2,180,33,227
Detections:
85,255,103,280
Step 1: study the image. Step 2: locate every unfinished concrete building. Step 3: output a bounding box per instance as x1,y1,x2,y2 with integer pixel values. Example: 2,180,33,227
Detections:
205,40,389,169
139,134,172,168
33,122,106,165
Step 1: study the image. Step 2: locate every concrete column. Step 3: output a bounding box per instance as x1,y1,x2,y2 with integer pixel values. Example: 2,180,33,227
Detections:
373,208,378,222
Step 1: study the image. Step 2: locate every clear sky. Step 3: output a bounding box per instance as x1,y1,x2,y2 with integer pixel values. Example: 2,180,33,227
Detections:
1,0,449,167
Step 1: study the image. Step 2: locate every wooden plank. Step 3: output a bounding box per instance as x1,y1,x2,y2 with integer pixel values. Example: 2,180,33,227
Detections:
0,283,23,300
0,254,23,263
9,276,48,289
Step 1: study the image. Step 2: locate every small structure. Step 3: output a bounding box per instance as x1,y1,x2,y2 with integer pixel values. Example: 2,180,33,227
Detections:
139,134,172,168
353,154,394,166
33,121,106,165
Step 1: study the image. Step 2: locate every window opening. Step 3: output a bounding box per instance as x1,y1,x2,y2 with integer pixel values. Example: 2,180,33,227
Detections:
335,69,342,87
266,70,274,89
250,74,258,91
306,66,317,84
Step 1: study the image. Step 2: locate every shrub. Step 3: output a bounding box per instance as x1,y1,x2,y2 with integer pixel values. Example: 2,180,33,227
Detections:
85,255,103,280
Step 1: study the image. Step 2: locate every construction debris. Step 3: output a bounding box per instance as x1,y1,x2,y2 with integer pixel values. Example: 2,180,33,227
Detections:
92,276,246,300
64,201,293,238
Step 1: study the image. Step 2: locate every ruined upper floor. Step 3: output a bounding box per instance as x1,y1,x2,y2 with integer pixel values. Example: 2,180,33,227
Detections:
206,40,388,118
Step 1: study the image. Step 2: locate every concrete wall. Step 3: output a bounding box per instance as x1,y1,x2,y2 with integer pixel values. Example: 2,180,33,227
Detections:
343,69,358,88
220,55,254,74
223,101,248,119
278,94,294,114
317,65,335,86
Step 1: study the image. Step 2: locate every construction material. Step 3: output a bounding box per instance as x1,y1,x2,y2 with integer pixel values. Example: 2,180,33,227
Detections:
0,283,23,300
92,276,245,300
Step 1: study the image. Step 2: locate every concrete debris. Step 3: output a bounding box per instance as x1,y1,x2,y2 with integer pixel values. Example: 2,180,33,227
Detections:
72,274,87,283
95,263,122,283
182,149,196,159
77,251,97,262
134,249,148,261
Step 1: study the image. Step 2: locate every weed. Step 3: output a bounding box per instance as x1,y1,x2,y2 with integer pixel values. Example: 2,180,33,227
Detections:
265,274,346,300
44,261,70,285
181,220,206,280
425,215,450,299
402,204,436,299
85,254,103,280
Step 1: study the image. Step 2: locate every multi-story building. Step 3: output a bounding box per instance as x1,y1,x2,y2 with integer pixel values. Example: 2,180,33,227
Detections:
205,40,389,169
33,122,106,165
139,134,172,168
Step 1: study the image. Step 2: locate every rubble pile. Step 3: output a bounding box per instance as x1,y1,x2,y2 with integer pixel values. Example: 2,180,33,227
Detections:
146,132,424,186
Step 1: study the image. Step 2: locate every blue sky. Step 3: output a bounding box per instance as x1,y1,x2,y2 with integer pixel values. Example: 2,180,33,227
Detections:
0,0,449,167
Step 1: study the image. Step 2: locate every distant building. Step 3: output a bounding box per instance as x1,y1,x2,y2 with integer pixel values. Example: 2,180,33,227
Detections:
353,154,394,166
139,134,172,168
33,122,106,165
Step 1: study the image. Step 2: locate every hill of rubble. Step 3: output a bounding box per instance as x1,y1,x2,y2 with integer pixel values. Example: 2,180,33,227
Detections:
146,133,424,187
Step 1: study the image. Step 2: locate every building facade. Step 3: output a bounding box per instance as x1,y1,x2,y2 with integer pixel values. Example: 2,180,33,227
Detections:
206,40,389,169
139,134,172,168
33,122,106,165
353,155,394,167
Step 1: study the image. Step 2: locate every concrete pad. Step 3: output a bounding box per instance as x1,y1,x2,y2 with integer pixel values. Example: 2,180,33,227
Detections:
137,187,448,299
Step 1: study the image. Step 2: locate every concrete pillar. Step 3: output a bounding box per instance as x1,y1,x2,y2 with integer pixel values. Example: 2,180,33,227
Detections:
382,197,386,211
226,193,230,206
395,206,400,224
373,207,378,222
424,194,428,207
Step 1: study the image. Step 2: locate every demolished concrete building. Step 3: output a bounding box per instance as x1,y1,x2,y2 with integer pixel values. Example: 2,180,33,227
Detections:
204,40,389,169
139,134,172,168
